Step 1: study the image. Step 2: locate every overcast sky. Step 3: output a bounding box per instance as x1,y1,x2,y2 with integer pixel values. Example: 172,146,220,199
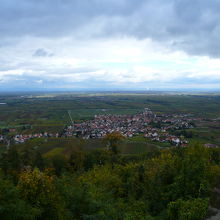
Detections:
1,0,220,91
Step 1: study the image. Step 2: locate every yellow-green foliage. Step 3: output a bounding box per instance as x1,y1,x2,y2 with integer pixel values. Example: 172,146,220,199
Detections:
79,165,124,199
168,198,209,220
17,169,65,219
43,147,64,158
18,169,55,204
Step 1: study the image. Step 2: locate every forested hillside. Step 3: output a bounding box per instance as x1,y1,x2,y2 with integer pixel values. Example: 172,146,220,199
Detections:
0,140,220,219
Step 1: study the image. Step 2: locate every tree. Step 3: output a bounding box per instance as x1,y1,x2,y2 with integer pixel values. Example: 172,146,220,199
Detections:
0,177,39,219
52,155,67,176
21,146,34,167
57,175,100,219
168,198,209,220
103,131,125,154
17,169,65,219
0,152,9,175
33,151,45,171
171,144,220,199
7,146,21,172
69,151,86,172
0,147,21,180
83,149,111,171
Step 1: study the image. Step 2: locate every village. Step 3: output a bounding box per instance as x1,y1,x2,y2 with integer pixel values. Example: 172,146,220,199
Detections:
0,132,59,145
0,108,196,147
64,108,195,146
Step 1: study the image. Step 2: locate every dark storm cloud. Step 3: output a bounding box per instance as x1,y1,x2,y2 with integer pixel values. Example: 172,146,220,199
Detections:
0,0,144,37
1,0,220,57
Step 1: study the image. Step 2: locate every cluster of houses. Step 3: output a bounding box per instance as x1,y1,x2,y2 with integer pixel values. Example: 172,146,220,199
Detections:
64,108,154,138
14,132,59,143
143,130,188,146
64,108,194,146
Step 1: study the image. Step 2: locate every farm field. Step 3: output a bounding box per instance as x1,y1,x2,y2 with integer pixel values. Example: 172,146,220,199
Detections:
0,92,220,154
1,92,220,125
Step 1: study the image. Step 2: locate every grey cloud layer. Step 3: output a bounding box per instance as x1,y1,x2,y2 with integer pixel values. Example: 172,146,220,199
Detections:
33,48,54,57
1,0,220,57
2,70,220,91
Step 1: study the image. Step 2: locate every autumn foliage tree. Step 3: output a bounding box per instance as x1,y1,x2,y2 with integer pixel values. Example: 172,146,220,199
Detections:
103,131,125,154
17,168,65,219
